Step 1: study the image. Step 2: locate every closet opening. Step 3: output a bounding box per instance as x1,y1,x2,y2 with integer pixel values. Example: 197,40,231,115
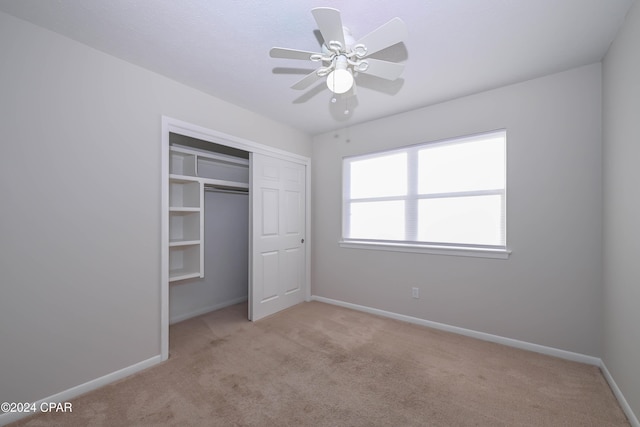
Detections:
161,116,311,361
168,132,251,327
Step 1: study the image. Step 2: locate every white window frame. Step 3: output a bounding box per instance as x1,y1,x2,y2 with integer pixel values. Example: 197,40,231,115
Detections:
340,130,511,259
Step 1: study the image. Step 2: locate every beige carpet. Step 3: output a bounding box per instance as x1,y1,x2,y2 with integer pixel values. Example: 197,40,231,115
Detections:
10,301,629,426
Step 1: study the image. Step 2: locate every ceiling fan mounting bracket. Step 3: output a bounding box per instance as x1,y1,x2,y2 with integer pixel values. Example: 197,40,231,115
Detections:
327,40,343,53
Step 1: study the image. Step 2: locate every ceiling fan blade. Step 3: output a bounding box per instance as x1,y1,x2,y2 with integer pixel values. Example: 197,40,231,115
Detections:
360,58,405,80
311,7,345,48
355,17,408,56
291,70,322,90
270,47,318,60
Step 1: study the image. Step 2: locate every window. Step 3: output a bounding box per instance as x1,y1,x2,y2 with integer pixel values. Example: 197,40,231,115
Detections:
341,130,508,258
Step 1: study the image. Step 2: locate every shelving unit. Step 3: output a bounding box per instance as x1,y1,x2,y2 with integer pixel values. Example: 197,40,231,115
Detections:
169,209,200,243
170,145,249,180
169,244,201,282
167,144,249,283
169,178,200,208
169,149,196,176
168,174,203,282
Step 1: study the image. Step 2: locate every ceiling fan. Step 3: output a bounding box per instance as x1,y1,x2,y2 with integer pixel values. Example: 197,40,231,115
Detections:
270,7,408,97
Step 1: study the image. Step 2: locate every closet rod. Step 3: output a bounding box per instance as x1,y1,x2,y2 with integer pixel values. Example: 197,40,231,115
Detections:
204,187,249,195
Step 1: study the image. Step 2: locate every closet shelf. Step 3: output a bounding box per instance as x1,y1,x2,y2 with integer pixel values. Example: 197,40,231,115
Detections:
202,177,248,191
170,174,248,191
171,145,249,167
169,207,200,212
169,240,200,247
169,174,201,183
169,270,201,282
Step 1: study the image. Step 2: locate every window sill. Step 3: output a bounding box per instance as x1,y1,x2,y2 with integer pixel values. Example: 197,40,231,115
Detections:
339,240,511,259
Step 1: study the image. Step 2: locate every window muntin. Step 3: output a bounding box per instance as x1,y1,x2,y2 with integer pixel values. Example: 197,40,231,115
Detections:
342,130,506,251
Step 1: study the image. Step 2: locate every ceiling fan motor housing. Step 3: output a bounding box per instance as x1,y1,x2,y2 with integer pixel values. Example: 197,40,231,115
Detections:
326,55,354,94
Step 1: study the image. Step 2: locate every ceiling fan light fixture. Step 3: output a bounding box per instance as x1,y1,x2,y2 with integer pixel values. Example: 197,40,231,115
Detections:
326,55,353,94
326,68,353,94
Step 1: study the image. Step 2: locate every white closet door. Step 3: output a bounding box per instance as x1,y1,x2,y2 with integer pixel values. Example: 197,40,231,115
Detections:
250,153,306,321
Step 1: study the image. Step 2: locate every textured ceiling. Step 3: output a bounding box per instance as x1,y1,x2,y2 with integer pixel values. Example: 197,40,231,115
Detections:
0,0,634,135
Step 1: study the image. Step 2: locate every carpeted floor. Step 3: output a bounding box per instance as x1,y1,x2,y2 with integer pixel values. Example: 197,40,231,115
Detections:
9,301,630,426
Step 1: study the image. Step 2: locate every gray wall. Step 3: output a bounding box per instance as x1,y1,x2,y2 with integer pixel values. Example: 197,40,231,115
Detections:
312,63,603,357
170,191,249,323
603,0,640,417
0,11,311,404
3,2,637,417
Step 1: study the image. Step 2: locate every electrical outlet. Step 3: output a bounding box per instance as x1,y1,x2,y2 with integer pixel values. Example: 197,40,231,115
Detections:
412,287,419,299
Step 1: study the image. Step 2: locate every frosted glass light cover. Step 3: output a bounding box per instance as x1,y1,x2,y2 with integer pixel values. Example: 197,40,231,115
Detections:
326,69,354,94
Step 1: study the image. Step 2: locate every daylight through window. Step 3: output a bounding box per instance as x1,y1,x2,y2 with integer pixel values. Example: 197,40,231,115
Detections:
342,130,506,252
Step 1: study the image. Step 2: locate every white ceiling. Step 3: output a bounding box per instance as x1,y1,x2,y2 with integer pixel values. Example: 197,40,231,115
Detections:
0,0,634,135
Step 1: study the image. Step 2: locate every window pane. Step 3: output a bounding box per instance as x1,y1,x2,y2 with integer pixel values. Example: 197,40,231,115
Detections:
349,200,405,240
418,137,505,194
350,153,407,199
418,195,504,246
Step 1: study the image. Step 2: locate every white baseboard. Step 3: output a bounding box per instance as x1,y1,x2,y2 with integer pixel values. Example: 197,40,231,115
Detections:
312,295,639,425
4,298,636,427
0,355,162,426
169,296,248,325
312,295,600,365
1,299,248,426
600,362,640,427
